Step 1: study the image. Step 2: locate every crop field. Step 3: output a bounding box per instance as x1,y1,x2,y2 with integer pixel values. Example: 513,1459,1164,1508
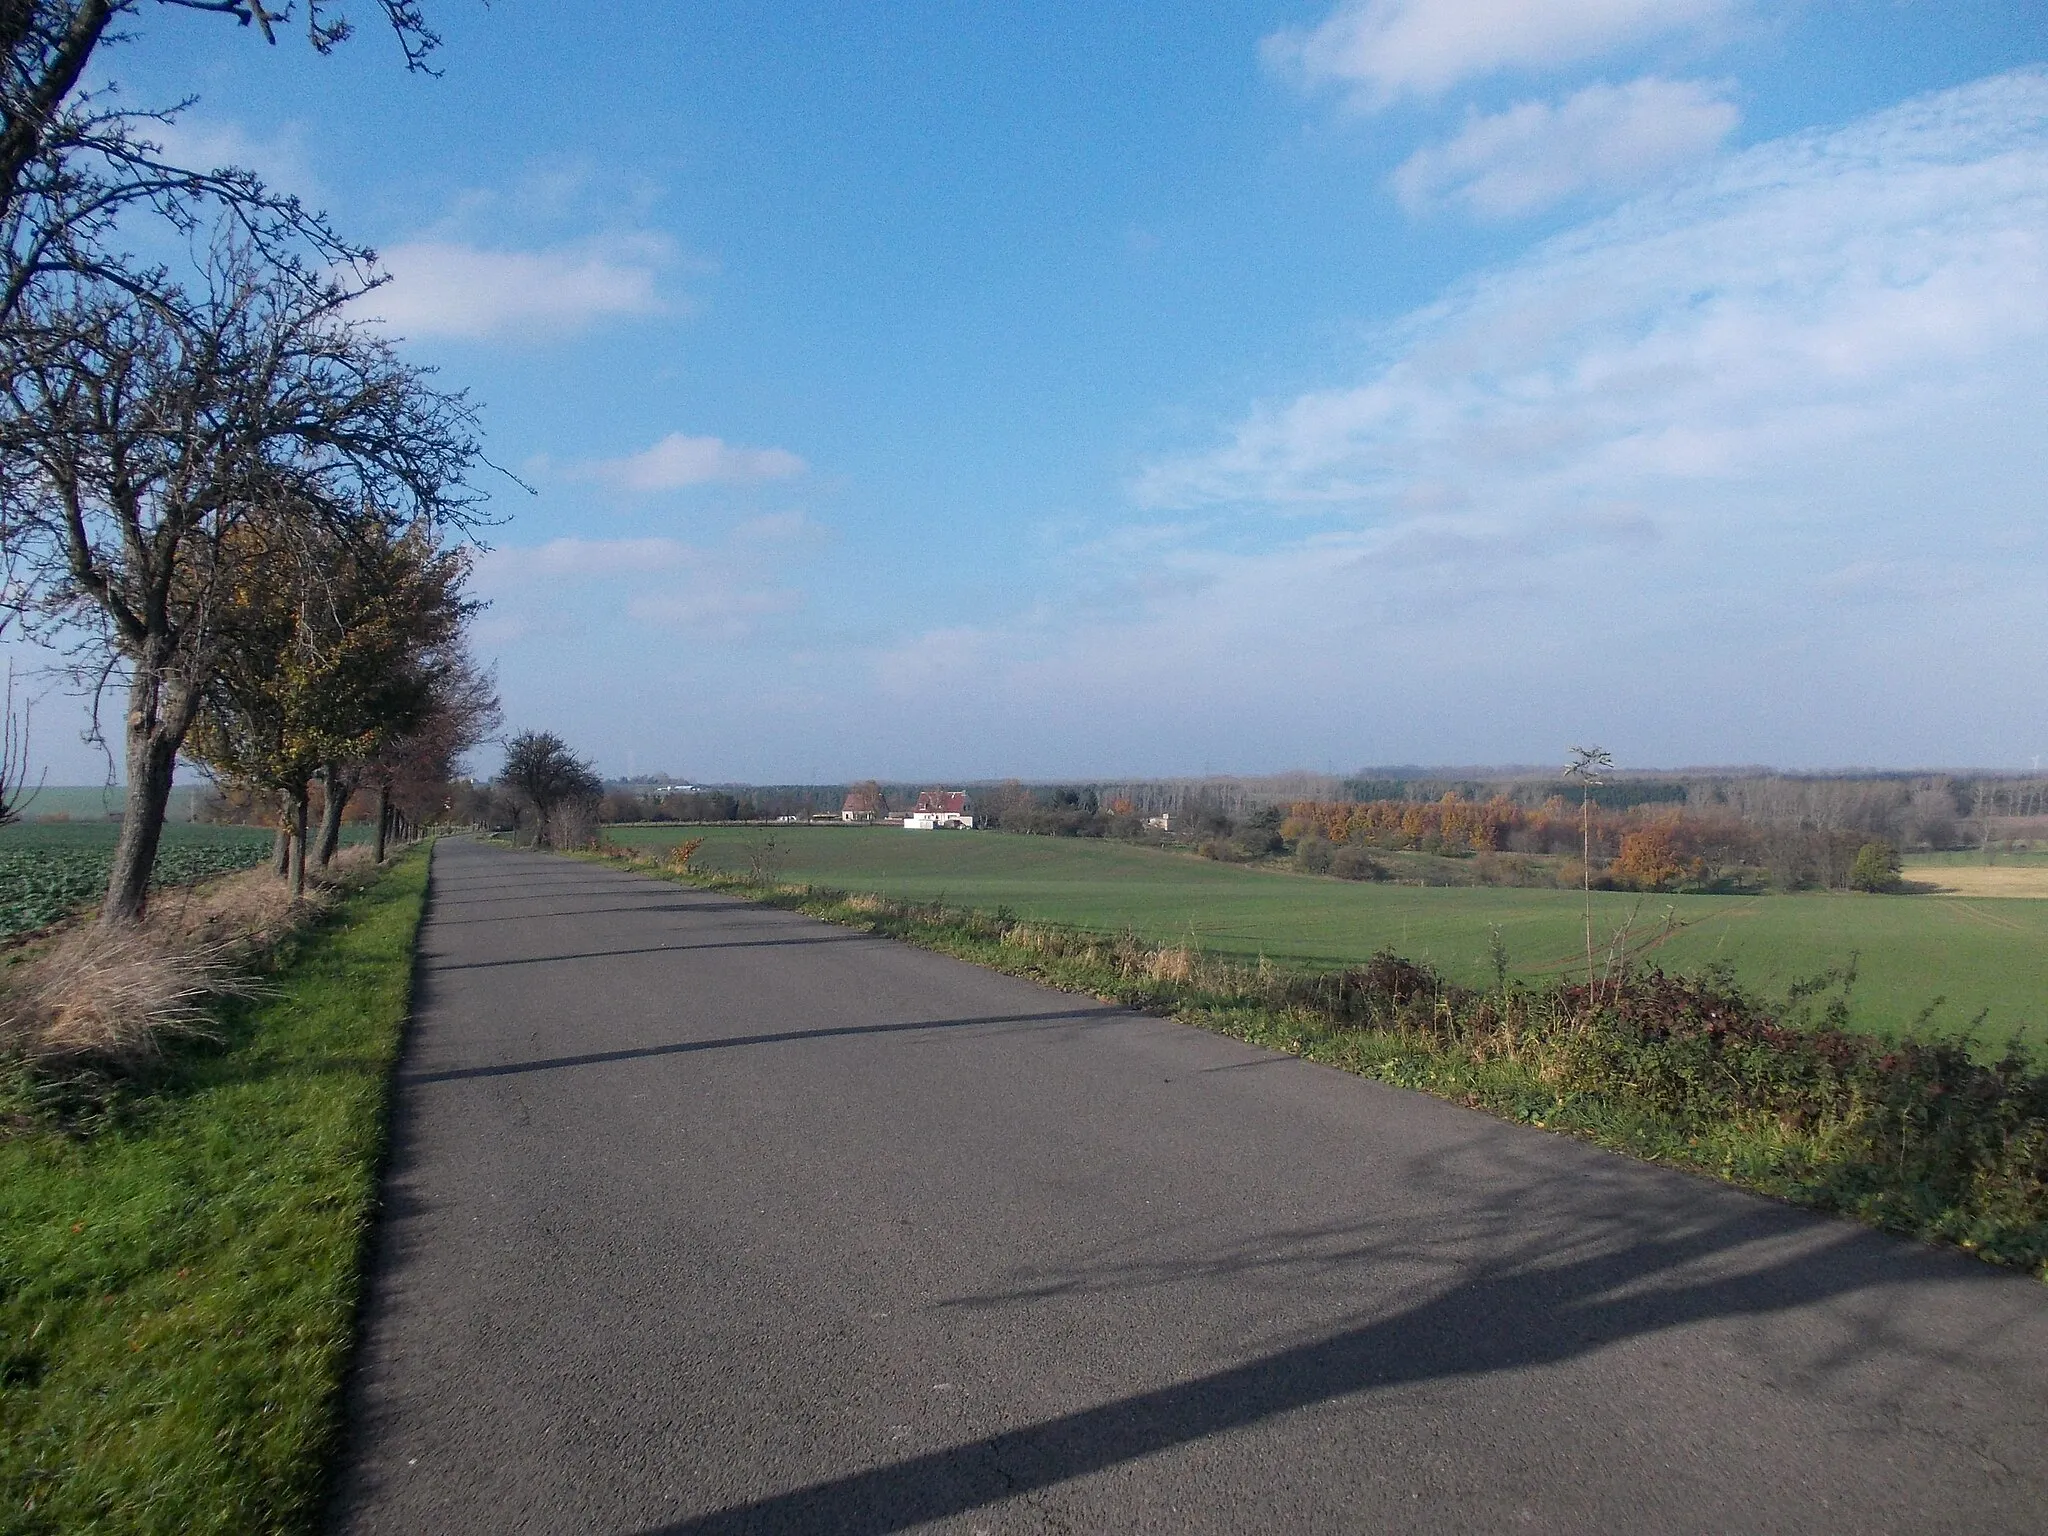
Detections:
607,825,2048,1047
8,784,213,822
0,821,276,939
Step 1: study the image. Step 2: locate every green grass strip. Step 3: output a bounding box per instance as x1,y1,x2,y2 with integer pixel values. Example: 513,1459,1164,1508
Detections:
0,848,430,1534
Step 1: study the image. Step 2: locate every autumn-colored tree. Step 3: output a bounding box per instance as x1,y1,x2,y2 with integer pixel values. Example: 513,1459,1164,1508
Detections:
305,525,476,867
186,513,474,897
359,646,499,859
1614,824,1688,891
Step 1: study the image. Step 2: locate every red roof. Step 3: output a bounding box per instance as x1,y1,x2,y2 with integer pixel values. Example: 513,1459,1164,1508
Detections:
915,790,968,815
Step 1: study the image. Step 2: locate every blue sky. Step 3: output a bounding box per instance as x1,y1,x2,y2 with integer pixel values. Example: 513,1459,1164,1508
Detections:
13,1,2048,782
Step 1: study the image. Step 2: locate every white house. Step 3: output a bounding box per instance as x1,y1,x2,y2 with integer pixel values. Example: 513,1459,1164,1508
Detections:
904,790,973,830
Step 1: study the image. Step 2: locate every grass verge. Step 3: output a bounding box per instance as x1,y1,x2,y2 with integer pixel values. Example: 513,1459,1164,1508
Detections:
0,847,430,1534
598,822,2048,1049
591,845,2048,1282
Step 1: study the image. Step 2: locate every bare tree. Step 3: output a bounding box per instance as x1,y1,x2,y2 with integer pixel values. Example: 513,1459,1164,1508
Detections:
0,655,30,825
2,1,441,212
0,245,481,922
1972,779,2000,864
1,2,449,332
1564,745,1612,989
499,731,601,848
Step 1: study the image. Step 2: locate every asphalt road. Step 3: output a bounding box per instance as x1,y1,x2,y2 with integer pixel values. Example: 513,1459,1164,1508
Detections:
329,839,2048,1534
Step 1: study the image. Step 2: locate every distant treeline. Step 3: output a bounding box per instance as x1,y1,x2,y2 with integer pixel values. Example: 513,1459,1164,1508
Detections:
574,770,2048,891
595,785,845,824
1283,797,1875,892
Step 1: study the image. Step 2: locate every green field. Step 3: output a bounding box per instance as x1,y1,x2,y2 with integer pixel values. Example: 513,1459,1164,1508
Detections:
0,822,276,940
8,785,212,823
608,825,2048,1046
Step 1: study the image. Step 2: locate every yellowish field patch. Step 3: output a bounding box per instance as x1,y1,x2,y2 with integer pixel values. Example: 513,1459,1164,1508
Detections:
1909,865,2048,898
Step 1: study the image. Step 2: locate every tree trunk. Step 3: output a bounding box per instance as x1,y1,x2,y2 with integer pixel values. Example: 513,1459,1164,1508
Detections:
315,762,351,867
287,790,308,902
273,814,290,876
100,712,180,927
371,780,390,863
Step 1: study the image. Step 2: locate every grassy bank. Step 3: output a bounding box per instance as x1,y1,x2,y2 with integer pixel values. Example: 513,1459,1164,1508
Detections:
601,824,2048,1048
594,846,2048,1280
0,848,430,1534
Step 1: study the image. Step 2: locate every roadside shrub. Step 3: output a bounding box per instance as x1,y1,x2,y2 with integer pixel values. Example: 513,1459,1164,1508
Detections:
544,800,599,851
1548,970,2048,1259
1269,950,1459,1029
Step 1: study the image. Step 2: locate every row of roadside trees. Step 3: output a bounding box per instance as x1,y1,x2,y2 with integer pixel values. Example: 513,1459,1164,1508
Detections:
0,1,498,921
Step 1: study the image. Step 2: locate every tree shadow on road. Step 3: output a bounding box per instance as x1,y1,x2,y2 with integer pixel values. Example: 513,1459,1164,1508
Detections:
425,897,762,925
641,1133,2047,1536
400,1005,1131,1085
420,932,879,975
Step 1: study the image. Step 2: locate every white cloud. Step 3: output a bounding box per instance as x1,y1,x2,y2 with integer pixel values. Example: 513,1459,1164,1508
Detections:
1393,77,1739,217
626,588,800,636
1267,0,1743,105
360,236,671,340
148,116,321,199
582,433,807,493
849,71,2048,771
474,522,817,645
479,537,699,584
1139,70,2048,515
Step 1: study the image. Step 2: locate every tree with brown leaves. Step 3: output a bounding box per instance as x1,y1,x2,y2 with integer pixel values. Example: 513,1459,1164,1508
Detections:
0,245,483,922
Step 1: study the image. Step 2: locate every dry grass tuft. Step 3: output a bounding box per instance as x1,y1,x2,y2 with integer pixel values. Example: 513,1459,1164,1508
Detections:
148,866,318,958
843,892,891,914
2,847,384,1073
1145,945,1196,985
0,926,246,1067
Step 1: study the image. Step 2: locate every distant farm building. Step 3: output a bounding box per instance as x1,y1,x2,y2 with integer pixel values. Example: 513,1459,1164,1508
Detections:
1145,813,1175,833
904,790,973,830
841,787,883,824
